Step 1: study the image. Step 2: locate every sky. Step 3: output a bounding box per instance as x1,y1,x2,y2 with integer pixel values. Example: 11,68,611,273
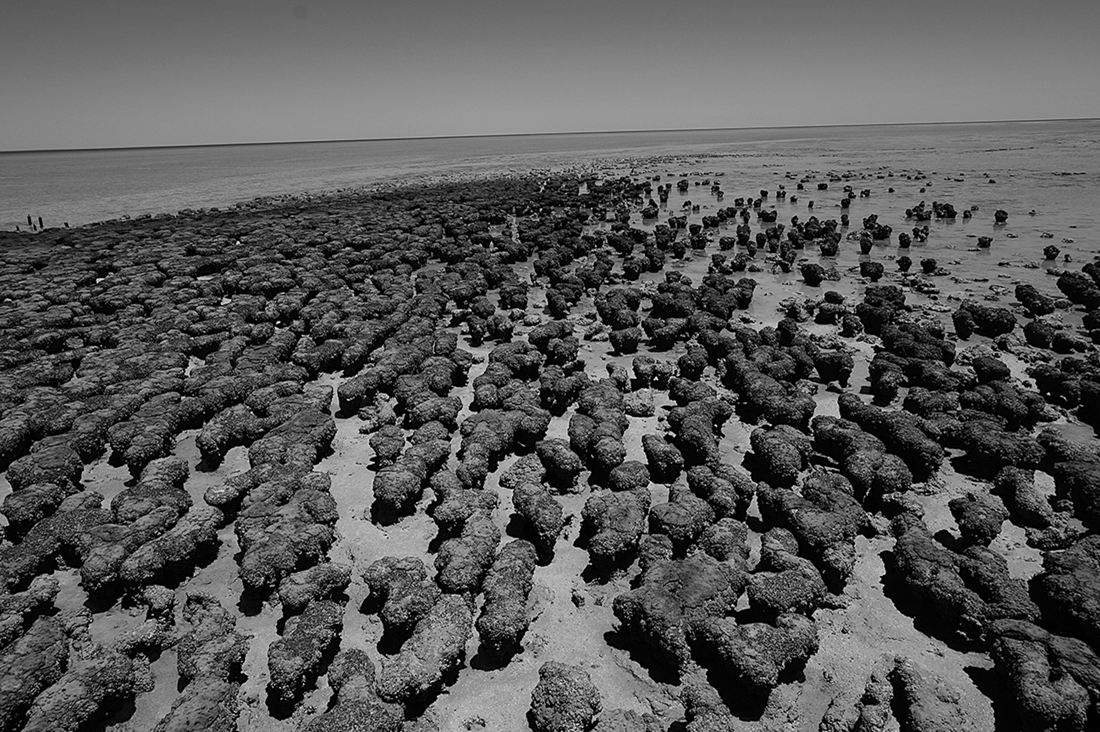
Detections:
1,0,1098,151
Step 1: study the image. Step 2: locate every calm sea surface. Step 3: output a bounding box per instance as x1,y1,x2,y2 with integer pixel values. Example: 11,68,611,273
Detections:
1,120,1098,237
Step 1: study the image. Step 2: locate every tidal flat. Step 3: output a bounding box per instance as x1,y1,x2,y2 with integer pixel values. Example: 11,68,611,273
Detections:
1,163,1099,732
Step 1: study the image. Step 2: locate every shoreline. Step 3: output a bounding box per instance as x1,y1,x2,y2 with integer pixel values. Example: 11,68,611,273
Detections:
5,118,1099,234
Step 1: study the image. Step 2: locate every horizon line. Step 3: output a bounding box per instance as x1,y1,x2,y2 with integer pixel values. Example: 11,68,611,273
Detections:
3,116,1097,155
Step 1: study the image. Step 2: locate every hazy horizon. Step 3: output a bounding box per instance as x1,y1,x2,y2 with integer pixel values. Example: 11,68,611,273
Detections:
3,0,1099,152
4,116,1098,155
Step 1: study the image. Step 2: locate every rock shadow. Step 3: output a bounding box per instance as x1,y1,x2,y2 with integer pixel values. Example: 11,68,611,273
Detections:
601,628,680,686
964,665,1016,732
878,548,984,654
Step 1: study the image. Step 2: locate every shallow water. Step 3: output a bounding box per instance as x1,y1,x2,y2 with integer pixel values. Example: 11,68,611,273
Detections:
2,119,1098,236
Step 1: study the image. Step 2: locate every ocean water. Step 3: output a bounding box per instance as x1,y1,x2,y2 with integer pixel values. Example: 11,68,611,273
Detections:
1,120,1098,243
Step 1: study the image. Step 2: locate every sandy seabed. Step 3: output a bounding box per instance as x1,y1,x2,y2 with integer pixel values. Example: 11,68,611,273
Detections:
1,159,1099,732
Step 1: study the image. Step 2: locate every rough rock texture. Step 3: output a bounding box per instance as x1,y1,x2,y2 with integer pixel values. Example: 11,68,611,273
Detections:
582,489,650,567
476,539,538,658
681,678,739,732
648,484,716,553
612,551,745,677
268,599,344,702
0,576,60,649
434,510,500,595
757,471,869,589
0,616,68,731
688,612,820,696
119,505,222,586
890,513,1038,642
949,491,1009,546
528,661,602,732
686,463,756,521
299,648,404,732
1030,534,1100,652
988,619,1100,732
278,562,352,612
364,556,441,635
750,425,812,488
512,482,565,555
749,528,828,617
889,656,980,732
642,433,685,483
21,642,140,732
377,595,473,703
156,594,248,732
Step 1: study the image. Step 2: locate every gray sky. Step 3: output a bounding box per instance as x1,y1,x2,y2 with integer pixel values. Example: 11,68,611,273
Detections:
2,0,1098,150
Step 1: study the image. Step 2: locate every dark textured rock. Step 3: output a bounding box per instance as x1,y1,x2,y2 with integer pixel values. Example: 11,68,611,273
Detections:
175,593,248,685
369,424,406,467
234,469,337,591
430,472,499,535
147,590,246,730
812,415,913,502
299,648,404,732
750,425,812,488
1031,535,1100,652
1024,320,1056,348
642,433,684,483
537,438,585,492
954,419,1045,473
476,539,538,658
6,442,84,492
512,482,565,555
1052,461,1100,526
889,657,981,732
377,595,472,703
363,557,441,634
528,661,602,732
21,632,140,732
949,492,1009,546
688,612,819,696
0,616,68,731
749,528,828,618
498,454,546,492
993,467,1057,529
118,505,222,587
839,393,944,480
0,482,72,535
435,511,500,594
606,460,650,492
801,263,826,287
582,489,650,567
988,619,1100,732
612,552,745,676
890,513,1038,642
268,599,344,702
112,457,191,524
757,471,868,589
953,301,1017,339
648,484,716,553
698,518,749,564
685,463,756,521
681,678,738,732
